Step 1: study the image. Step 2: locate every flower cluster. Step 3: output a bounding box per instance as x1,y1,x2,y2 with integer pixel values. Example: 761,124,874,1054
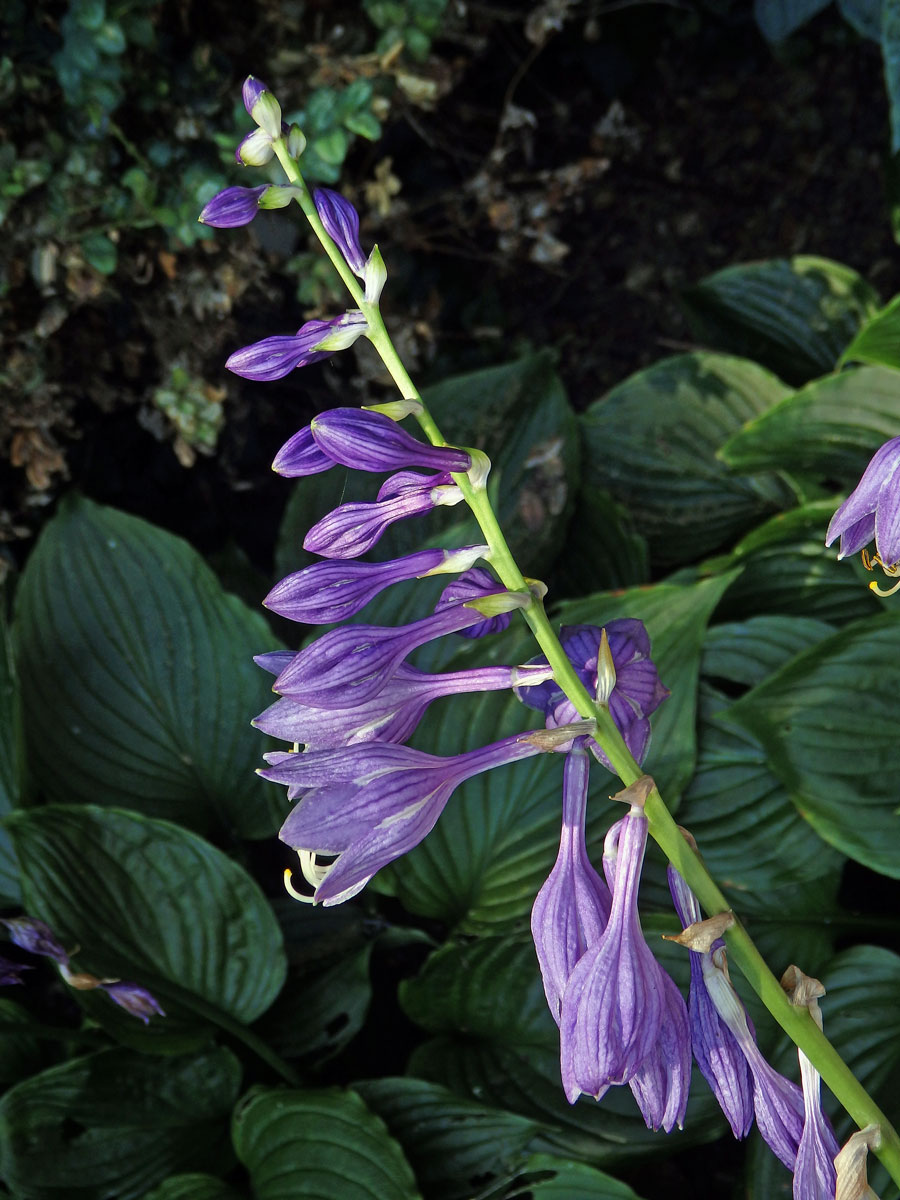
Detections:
0,916,164,1024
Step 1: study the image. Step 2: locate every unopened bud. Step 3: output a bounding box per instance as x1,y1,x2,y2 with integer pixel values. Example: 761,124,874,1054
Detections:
287,124,307,158
596,627,617,706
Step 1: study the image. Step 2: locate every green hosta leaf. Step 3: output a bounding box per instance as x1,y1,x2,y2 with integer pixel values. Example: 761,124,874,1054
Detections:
400,936,722,1168
355,1077,541,1200
0,1000,51,1088
0,1046,241,1200
8,806,287,1048
716,501,884,624
719,365,900,483
232,1087,421,1200
724,612,900,877
553,486,650,597
681,257,879,385
377,573,731,931
841,294,900,369
580,353,793,567
676,683,843,898
144,1176,243,1200
508,1154,645,1199
753,0,831,41
0,609,21,904
701,615,836,689
746,945,900,1200
15,495,282,839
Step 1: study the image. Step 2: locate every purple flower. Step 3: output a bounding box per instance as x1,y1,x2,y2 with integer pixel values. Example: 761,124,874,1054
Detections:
303,471,464,560
255,660,554,750
309,408,471,475
531,739,611,1024
826,436,900,595
226,314,368,381
241,75,281,138
264,546,487,625
515,621,669,769
668,867,754,1139
0,955,32,986
242,75,268,116
794,1051,839,1200
272,425,336,476
1,917,69,965
101,981,166,1024
199,185,269,228
559,808,666,1103
271,592,514,708
435,568,514,638
314,188,367,277
264,733,545,904
628,968,691,1132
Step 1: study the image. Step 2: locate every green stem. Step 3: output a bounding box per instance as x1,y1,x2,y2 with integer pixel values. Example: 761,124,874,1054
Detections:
287,161,900,1185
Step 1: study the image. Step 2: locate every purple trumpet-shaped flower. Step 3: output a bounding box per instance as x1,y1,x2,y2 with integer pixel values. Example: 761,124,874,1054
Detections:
531,739,611,1024
272,425,336,477
226,313,368,381
309,408,471,475
628,968,691,1132
793,1050,839,1200
303,470,464,560
826,436,900,594
436,568,514,638
265,546,487,626
263,733,545,904
102,981,166,1024
199,185,269,228
559,808,666,1103
515,621,669,769
314,188,367,277
271,590,517,708
0,917,69,965
255,660,555,751
0,955,32,985
668,866,754,1138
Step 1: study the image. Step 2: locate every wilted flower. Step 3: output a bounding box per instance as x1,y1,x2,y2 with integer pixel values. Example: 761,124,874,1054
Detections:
515,621,669,768
531,738,611,1024
226,313,369,381
264,733,546,904
628,968,691,1132
826,436,900,595
1,916,69,965
101,981,166,1024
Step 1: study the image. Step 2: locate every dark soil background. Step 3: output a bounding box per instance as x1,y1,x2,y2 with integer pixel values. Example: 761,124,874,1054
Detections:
3,1,897,582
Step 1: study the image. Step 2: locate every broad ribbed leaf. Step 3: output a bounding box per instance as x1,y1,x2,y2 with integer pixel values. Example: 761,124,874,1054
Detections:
0,611,21,904
553,486,650,597
701,615,836,689
7,806,286,1047
400,937,721,1167
509,1154,646,1199
719,365,900,481
0,1000,49,1088
355,1077,541,1200
0,1046,240,1200
232,1087,421,1200
143,1177,243,1200
746,945,900,1200
716,502,884,624
681,257,878,384
15,496,282,839
581,354,792,567
841,295,900,369
724,612,900,877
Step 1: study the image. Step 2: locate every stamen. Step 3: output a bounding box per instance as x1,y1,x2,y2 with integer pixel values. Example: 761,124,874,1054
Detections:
869,578,900,597
298,849,332,887
283,867,315,904
860,550,900,594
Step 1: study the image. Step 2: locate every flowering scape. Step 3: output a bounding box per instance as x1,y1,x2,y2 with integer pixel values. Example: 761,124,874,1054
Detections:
177,74,900,1199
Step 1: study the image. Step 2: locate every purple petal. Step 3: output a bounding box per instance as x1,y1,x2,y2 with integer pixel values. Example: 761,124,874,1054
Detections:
435,568,512,638
628,969,691,1132
793,1053,839,1200
0,955,32,986
242,76,268,115
314,188,367,276
199,185,268,228
310,408,471,474
226,334,331,382
254,650,296,676
102,981,166,1023
825,437,900,553
1,917,69,966
271,425,336,477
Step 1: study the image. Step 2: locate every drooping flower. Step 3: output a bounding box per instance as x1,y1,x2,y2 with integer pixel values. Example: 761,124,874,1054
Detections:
793,1048,839,1199
435,567,515,638
0,916,69,965
559,807,666,1103
264,546,487,626
255,660,555,751
0,955,32,986
263,732,547,904
628,967,691,1132
102,981,167,1024
515,621,669,768
226,313,369,381
531,738,611,1024
667,865,754,1139
825,436,900,594
302,470,465,560
308,408,471,475
271,588,528,708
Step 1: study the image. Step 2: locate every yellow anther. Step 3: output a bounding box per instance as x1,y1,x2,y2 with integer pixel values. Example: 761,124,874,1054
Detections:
283,867,315,904
860,549,900,595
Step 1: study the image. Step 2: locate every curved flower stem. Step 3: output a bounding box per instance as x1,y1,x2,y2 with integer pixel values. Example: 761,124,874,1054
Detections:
282,152,900,1186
